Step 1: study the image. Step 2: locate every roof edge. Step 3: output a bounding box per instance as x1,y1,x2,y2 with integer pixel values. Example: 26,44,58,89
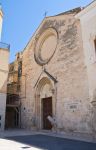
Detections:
75,0,96,18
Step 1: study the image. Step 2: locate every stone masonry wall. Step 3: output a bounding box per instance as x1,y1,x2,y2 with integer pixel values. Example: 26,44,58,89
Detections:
20,12,91,133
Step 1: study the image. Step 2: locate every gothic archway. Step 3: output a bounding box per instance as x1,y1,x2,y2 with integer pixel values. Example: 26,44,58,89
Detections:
35,77,56,129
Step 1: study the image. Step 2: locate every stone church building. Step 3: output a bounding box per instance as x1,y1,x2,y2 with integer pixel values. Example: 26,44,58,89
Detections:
20,7,87,132
6,0,96,137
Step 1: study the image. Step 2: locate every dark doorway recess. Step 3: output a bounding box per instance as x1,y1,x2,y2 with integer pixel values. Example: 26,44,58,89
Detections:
42,97,52,130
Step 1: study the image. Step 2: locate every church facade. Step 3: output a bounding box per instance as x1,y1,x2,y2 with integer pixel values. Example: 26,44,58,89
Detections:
6,1,96,138
20,7,91,133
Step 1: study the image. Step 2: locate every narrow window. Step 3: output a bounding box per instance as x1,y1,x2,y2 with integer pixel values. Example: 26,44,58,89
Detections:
94,39,96,53
18,61,22,78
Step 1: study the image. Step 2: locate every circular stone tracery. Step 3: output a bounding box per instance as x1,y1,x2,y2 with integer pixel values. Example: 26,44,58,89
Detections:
34,28,58,66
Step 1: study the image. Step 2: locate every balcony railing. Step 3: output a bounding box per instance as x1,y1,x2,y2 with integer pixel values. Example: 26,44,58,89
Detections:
0,42,10,50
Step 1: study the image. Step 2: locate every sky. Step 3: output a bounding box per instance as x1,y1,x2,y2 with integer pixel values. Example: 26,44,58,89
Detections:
0,0,93,62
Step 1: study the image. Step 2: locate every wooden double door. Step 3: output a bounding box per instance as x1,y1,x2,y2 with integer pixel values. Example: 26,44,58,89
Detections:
42,97,52,130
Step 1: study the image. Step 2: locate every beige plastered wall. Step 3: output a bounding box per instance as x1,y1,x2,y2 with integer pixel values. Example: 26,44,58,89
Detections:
0,48,9,131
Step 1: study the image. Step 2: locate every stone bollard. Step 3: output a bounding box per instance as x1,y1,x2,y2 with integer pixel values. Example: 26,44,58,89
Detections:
47,116,57,131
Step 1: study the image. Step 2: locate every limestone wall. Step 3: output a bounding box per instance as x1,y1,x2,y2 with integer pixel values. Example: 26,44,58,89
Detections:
20,12,91,133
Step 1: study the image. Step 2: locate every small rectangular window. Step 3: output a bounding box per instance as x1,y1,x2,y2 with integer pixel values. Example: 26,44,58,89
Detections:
0,116,1,120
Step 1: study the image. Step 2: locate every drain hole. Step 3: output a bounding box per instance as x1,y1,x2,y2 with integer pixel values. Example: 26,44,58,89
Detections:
21,146,31,149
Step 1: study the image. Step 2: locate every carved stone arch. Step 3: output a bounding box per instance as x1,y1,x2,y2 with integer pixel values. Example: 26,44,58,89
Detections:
36,77,53,96
35,77,56,129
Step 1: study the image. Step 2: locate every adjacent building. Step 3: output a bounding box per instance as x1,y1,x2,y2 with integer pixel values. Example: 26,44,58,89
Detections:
0,7,10,131
76,0,96,134
5,53,22,129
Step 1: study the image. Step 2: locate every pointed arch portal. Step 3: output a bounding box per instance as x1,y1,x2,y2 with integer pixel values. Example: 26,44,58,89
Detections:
35,77,56,130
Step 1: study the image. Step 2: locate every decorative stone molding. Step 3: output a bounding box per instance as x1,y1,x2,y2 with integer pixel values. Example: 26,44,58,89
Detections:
34,28,58,66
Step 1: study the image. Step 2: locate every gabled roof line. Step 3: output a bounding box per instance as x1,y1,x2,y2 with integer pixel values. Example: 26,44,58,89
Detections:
76,0,96,18
22,7,82,54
